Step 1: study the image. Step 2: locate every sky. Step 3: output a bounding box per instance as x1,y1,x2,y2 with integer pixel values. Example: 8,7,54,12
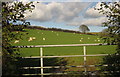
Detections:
18,0,115,32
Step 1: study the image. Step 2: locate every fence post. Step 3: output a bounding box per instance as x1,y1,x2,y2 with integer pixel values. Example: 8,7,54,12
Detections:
83,46,87,75
40,47,43,77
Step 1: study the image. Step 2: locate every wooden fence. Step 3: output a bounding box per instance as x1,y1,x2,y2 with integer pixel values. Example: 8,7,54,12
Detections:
18,43,110,76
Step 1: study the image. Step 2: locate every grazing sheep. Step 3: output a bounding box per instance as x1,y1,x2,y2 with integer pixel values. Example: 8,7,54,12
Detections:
32,37,36,40
16,31,18,33
88,37,90,39
14,40,19,43
98,40,100,41
43,38,46,40
28,37,33,41
30,37,33,40
94,40,97,41
28,39,32,41
28,37,36,41
42,33,44,34
79,40,82,42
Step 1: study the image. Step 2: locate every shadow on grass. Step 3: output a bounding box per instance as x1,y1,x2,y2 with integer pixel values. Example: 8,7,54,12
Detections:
15,56,68,75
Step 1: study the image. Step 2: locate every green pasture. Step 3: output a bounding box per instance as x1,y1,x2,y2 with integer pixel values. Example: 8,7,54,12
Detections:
20,45,116,57
19,45,116,65
12,29,104,46
12,29,117,71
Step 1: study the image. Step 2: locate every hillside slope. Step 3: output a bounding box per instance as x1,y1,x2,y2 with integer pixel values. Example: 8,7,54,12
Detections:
12,29,103,46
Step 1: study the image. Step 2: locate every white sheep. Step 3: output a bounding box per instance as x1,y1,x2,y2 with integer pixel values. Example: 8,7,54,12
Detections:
98,40,100,41
14,40,19,43
88,37,90,39
94,40,97,41
16,31,18,33
30,37,33,40
43,38,46,40
32,37,36,40
28,37,33,41
79,40,82,42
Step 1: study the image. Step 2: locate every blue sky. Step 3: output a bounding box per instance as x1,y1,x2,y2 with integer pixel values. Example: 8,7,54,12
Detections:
19,0,110,32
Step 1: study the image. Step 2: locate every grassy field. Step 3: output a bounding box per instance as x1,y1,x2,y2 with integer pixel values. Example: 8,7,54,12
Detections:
19,45,116,66
12,29,117,71
12,29,104,46
20,45,116,57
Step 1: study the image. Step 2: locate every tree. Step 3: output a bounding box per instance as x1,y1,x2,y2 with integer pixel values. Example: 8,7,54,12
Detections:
96,2,120,76
79,25,90,33
2,2,35,76
99,28,117,45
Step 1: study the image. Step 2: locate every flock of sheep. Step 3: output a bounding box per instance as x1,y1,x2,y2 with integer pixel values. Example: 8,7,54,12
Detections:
79,37,100,42
14,31,101,43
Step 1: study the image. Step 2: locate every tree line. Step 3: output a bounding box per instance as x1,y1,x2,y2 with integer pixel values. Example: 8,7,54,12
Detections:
27,25,93,35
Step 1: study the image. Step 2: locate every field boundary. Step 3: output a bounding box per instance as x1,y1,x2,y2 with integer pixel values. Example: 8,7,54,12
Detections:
22,54,109,58
16,43,107,48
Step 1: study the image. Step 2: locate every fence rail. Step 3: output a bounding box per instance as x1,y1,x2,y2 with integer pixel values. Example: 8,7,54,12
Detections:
22,54,109,58
18,43,111,76
23,64,109,69
22,73,68,76
16,43,107,48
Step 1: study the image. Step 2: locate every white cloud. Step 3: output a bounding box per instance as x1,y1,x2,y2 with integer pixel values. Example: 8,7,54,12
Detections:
81,17,107,26
85,7,103,18
67,21,80,26
19,0,30,2
25,2,108,26
25,2,90,22
85,2,104,18
85,2,116,18
67,17,107,26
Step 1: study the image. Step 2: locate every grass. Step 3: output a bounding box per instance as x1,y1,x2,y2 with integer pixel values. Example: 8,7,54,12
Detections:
12,29,104,46
86,45,116,54
12,29,117,71
20,45,116,57
19,45,116,66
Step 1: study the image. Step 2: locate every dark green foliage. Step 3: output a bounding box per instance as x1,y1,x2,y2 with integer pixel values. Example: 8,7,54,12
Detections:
99,28,117,45
2,2,34,76
96,2,120,76
101,53,120,76
27,26,82,34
